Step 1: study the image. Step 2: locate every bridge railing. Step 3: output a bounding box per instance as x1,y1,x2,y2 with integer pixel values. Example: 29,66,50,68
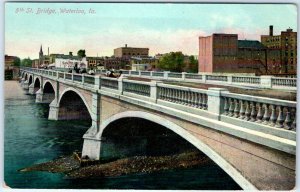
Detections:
117,69,296,90
271,77,297,88
123,79,151,97
83,74,95,85
232,76,261,85
220,92,296,130
157,83,208,110
100,77,118,90
21,68,297,136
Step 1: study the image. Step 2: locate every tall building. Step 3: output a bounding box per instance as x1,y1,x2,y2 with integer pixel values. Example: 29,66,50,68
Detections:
261,26,297,75
198,34,265,74
38,45,50,67
114,44,149,58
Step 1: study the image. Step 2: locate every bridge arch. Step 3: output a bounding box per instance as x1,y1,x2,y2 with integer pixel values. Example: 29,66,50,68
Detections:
24,73,28,81
97,111,256,190
43,80,55,94
57,87,92,121
33,77,41,94
28,75,33,85
21,71,25,78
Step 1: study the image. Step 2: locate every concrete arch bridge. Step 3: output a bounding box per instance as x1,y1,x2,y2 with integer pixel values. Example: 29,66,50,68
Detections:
19,68,296,190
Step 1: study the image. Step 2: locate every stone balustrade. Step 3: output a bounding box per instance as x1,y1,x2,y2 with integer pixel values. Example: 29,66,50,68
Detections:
20,68,297,135
83,75,95,85
168,72,182,79
206,75,228,82
157,84,208,109
221,92,296,130
271,77,297,87
97,69,296,90
123,79,151,97
232,76,260,85
100,77,118,90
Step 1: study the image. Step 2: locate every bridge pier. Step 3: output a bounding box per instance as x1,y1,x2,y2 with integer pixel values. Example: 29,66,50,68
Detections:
48,99,59,120
82,92,101,160
36,89,55,104
81,135,102,160
28,83,35,95
22,80,29,90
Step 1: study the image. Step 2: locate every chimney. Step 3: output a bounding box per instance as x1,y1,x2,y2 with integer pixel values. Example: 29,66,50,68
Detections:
125,44,127,48
48,47,49,56
269,25,273,36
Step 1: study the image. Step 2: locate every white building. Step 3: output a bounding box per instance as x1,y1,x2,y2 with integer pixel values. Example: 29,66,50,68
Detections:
49,56,88,70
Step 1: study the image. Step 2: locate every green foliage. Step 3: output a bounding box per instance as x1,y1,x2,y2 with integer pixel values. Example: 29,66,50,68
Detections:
187,55,198,73
13,57,21,67
77,50,86,58
158,52,185,72
21,58,32,67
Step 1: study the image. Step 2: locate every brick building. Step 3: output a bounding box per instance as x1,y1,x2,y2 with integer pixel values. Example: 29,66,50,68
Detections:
5,55,19,70
261,26,297,75
198,34,266,74
114,44,149,58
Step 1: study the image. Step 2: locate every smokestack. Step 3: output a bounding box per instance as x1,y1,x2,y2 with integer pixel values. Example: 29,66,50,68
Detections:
48,47,49,56
125,44,127,48
269,25,273,36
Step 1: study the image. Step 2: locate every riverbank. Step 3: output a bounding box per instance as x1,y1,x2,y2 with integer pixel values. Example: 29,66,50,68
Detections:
19,151,212,179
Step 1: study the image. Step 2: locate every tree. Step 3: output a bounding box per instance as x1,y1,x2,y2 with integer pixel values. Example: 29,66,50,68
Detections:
21,57,32,67
13,57,21,67
77,50,86,58
187,55,198,73
157,52,185,72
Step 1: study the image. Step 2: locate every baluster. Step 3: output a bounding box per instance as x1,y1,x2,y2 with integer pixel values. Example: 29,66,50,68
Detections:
283,107,292,130
202,95,207,110
223,97,229,115
159,87,163,99
168,88,172,102
275,106,284,128
170,89,174,102
244,101,251,121
233,99,240,118
262,104,270,124
291,115,296,131
173,89,177,103
198,93,203,108
181,91,185,105
255,103,263,123
183,91,188,105
161,88,166,100
188,91,193,106
269,105,277,126
238,100,245,119
166,88,170,101
163,87,167,100
250,102,257,122
174,89,179,103
193,92,198,107
228,98,234,117
164,88,168,100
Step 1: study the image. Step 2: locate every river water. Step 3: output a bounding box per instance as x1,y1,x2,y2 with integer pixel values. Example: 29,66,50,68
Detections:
4,81,241,190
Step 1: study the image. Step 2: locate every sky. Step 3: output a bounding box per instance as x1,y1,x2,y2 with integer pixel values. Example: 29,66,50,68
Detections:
4,2,298,59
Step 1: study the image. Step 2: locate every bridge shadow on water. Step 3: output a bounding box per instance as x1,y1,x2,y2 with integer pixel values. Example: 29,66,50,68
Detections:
96,117,242,190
